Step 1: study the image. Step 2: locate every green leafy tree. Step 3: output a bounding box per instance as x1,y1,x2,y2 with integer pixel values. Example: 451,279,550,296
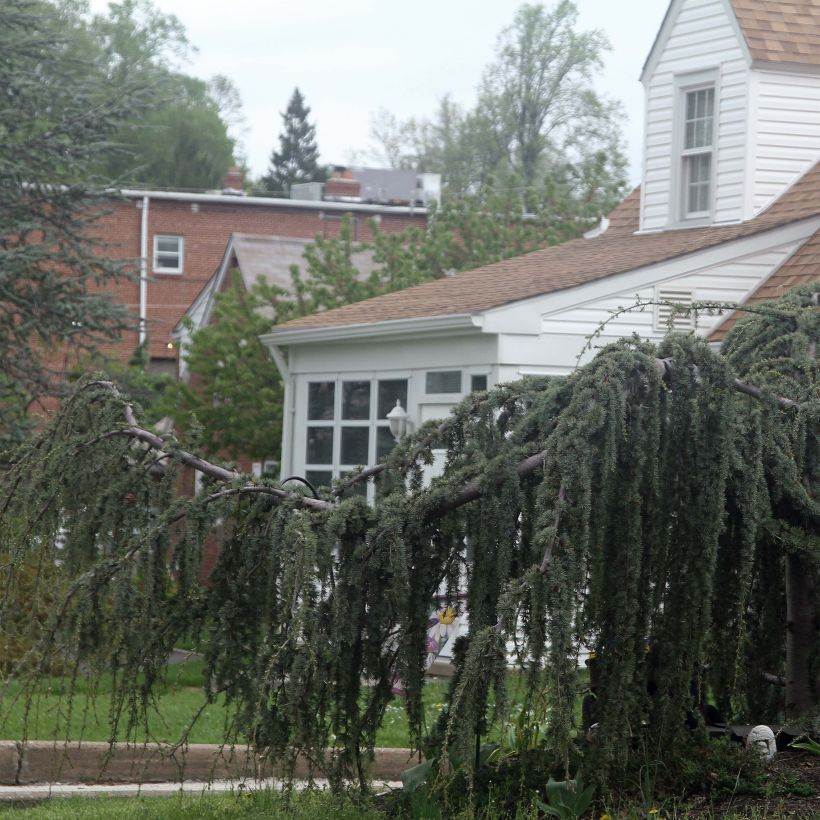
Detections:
80,0,238,190
0,0,146,447
159,274,286,461
260,88,325,197
1,286,817,796
371,1,627,209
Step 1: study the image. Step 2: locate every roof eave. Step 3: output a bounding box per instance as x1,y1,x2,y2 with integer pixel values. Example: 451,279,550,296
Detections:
119,189,427,217
261,313,481,347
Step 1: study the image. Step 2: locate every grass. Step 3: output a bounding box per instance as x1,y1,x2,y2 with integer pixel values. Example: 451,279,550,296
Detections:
3,790,389,819
0,660,457,749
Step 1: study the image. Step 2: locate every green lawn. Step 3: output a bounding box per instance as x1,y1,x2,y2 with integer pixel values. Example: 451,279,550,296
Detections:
0,660,583,751
3,790,390,819
0,660,454,749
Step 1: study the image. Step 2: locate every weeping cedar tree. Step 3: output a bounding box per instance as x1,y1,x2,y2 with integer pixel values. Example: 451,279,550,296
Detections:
0,285,817,788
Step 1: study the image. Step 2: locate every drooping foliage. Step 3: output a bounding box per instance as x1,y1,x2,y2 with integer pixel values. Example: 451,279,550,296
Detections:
0,287,817,789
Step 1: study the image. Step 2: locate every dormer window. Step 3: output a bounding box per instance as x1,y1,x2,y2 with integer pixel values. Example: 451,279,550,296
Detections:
672,71,718,225
682,87,715,217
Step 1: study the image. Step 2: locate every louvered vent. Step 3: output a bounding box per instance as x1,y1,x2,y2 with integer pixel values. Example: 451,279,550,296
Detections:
655,288,695,332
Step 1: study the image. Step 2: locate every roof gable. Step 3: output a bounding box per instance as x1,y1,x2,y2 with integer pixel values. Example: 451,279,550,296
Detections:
641,0,751,83
642,0,820,83
273,161,820,336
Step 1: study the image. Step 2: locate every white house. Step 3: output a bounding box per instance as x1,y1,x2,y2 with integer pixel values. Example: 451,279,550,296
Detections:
262,0,820,496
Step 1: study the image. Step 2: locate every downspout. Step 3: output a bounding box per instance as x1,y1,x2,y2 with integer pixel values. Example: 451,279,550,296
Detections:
139,195,149,346
268,345,294,481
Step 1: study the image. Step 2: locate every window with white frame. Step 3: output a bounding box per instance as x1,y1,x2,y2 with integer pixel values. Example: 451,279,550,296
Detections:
680,85,715,220
153,235,184,273
304,378,408,495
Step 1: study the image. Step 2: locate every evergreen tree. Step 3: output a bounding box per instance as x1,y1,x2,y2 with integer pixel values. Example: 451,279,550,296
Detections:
260,88,325,196
157,274,287,461
0,0,146,447
1,285,817,796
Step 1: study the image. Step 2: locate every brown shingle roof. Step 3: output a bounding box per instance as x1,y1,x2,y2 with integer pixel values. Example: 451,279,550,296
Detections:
709,226,820,341
276,162,820,334
730,0,820,66
604,186,641,236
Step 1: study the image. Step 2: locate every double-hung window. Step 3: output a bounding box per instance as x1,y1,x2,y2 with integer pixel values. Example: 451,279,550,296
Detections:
153,235,184,273
679,83,716,221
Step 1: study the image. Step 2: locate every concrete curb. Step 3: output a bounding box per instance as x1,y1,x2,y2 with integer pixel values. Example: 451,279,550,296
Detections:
0,742,417,786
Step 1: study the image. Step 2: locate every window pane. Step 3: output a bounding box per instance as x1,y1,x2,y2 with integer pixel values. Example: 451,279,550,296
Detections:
308,382,335,420
426,370,462,394
377,379,409,418
306,427,333,464
305,470,332,490
342,381,370,420
377,426,396,460
471,374,488,392
156,254,179,268
157,237,179,252
685,121,695,150
341,427,369,465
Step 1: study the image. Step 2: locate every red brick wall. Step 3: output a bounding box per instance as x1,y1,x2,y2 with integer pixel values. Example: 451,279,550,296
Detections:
88,195,426,363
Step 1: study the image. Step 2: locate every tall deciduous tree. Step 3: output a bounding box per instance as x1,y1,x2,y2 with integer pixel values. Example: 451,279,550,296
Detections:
371,1,626,208
0,0,145,447
260,88,325,196
85,0,238,190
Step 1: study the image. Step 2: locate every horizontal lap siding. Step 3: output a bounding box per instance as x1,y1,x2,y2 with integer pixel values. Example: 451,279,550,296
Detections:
753,72,820,213
539,242,800,340
642,0,749,230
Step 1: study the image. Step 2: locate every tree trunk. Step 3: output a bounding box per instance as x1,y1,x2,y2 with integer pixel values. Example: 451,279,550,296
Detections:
784,550,818,719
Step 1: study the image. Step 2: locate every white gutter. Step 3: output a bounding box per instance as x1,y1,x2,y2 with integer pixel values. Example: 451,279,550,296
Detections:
139,195,149,346
260,313,480,347
120,189,427,218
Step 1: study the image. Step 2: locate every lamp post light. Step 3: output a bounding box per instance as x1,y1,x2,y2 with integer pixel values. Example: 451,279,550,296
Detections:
386,399,409,441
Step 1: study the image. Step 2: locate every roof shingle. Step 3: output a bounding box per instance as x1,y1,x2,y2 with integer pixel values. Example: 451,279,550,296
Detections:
730,0,820,66
276,162,820,334
709,225,820,341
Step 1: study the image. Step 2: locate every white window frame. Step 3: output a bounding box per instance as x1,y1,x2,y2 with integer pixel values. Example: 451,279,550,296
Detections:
153,234,184,274
671,70,718,226
302,374,411,501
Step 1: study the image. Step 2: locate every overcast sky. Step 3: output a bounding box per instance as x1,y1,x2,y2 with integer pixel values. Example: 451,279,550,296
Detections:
87,0,669,185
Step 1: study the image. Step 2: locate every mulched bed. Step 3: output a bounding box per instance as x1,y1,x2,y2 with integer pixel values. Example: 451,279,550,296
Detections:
682,751,820,818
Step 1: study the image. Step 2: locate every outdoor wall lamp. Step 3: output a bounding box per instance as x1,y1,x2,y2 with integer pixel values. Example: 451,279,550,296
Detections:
387,399,409,441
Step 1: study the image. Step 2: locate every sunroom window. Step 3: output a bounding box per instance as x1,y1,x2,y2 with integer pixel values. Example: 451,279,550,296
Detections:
303,377,409,497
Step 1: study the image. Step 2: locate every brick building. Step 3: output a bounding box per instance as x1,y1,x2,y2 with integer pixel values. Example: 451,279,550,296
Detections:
88,172,429,374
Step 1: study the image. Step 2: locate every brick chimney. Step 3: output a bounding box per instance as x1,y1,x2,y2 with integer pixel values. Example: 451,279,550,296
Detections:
222,165,245,195
324,166,361,200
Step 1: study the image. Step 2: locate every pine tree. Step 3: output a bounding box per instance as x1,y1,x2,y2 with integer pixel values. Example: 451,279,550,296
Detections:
260,88,325,196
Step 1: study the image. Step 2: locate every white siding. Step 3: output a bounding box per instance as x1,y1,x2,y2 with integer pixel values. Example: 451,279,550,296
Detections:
752,70,820,214
538,242,801,371
641,0,749,230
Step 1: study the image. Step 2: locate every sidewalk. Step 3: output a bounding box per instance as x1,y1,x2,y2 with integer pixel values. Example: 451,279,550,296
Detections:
0,777,402,805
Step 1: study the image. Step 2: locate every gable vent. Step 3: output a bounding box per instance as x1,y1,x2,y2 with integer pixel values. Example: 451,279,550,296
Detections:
655,288,695,332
